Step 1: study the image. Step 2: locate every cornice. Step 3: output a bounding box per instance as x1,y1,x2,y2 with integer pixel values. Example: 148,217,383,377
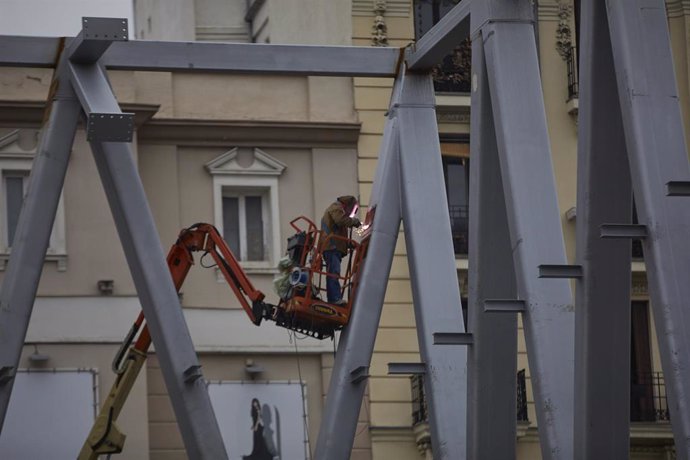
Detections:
0,101,361,148
667,0,690,18
0,100,159,128
353,0,411,17
138,118,361,148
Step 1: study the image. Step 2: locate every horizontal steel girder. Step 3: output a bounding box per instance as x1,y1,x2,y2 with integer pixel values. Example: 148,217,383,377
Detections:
0,36,400,77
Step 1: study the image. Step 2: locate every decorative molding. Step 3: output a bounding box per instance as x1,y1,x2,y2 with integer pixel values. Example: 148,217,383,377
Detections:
632,272,648,297
369,425,415,442
372,1,389,47
436,110,471,124
0,100,159,129
205,147,287,176
555,2,574,61
354,0,411,17
195,26,250,43
666,0,690,18
412,422,431,456
537,1,564,21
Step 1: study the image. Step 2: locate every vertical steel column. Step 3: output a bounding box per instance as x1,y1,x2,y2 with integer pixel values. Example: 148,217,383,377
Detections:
467,29,518,460
480,6,575,459
313,88,403,459
396,71,467,460
574,0,632,457
606,1,690,456
67,62,228,459
0,70,81,430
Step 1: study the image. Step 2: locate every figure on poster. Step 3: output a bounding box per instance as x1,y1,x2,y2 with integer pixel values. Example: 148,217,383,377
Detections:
243,398,273,460
261,403,280,459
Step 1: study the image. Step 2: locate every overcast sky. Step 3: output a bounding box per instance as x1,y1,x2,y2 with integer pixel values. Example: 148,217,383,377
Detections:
0,0,134,37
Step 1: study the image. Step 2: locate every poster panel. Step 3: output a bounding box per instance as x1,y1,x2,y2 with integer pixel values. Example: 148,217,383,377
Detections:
208,381,308,460
0,370,95,459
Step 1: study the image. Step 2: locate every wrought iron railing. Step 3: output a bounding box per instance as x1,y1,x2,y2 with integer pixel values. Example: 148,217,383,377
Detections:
631,371,670,422
567,46,579,101
517,369,529,422
411,369,529,426
448,204,469,255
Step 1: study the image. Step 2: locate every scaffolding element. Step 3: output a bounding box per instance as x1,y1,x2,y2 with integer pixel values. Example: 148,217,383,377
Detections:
466,24,518,460
574,0,632,458
0,18,229,459
0,0,689,457
581,0,690,458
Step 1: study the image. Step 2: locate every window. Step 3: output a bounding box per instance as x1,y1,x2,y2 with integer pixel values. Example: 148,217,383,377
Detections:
414,0,471,93
441,141,470,256
0,130,67,270
206,147,286,272
222,191,267,262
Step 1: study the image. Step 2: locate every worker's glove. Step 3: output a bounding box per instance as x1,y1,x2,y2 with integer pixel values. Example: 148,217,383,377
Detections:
353,218,362,228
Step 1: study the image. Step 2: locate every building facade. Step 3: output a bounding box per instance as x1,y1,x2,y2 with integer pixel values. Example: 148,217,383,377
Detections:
1,0,689,459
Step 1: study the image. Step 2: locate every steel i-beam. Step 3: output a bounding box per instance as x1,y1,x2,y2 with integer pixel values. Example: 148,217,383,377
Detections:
574,0,632,457
65,17,228,459
477,1,575,457
467,27,518,460
314,80,403,460
606,1,690,457
0,69,81,431
396,70,468,460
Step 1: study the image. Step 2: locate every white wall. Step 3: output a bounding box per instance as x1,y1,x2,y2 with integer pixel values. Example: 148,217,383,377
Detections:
0,0,134,37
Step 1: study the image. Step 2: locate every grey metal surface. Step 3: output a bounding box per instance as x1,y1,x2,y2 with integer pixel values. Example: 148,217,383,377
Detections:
538,265,583,279
0,35,400,77
480,4,574,457
68,61,228,459
606,0,690,456
313,97,403,460
599,224,647,239
574,1,632,457
466,27,518,459
86,112,134,142
433,332,473,345
666,181,690,196
483,300,525,313
0,71,81,431
69,17,128,64
396,71,467,460
0,36,63,68
387,363,426,375
405,0,472,70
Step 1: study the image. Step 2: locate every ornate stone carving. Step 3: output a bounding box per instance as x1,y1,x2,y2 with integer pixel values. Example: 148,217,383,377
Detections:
372,1,389,46
555,2,573,60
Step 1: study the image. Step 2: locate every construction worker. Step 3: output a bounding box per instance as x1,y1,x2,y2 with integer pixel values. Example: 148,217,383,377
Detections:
321,195,361,305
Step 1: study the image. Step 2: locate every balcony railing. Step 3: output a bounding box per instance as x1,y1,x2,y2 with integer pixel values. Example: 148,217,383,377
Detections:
412,370,671,427
449,204,469,256
631,371,670,422
411,370,529,426
567,46,579,101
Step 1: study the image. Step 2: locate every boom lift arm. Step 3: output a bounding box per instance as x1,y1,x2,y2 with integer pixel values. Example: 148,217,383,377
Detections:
78,223,274,459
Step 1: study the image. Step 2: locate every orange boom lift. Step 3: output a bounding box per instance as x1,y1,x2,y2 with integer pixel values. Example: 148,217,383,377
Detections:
79,215,373,459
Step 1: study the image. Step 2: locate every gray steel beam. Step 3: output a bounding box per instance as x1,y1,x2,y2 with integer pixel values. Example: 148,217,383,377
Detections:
68,17,128,64
467,28,518,460
0,70,81,431
574,1,632,457
480,5,574,457
606,1,690,456
405,0,472,70
0,35,400,77
396,71,467,460
68,62,228,459
313,95,403,460
0,36,62,68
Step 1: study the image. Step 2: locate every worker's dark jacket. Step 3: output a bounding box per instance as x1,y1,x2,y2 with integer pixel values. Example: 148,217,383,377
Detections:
321,200,358,255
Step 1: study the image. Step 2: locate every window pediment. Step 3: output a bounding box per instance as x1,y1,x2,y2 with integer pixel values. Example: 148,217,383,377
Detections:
205,147,286,177
0,129,39,159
